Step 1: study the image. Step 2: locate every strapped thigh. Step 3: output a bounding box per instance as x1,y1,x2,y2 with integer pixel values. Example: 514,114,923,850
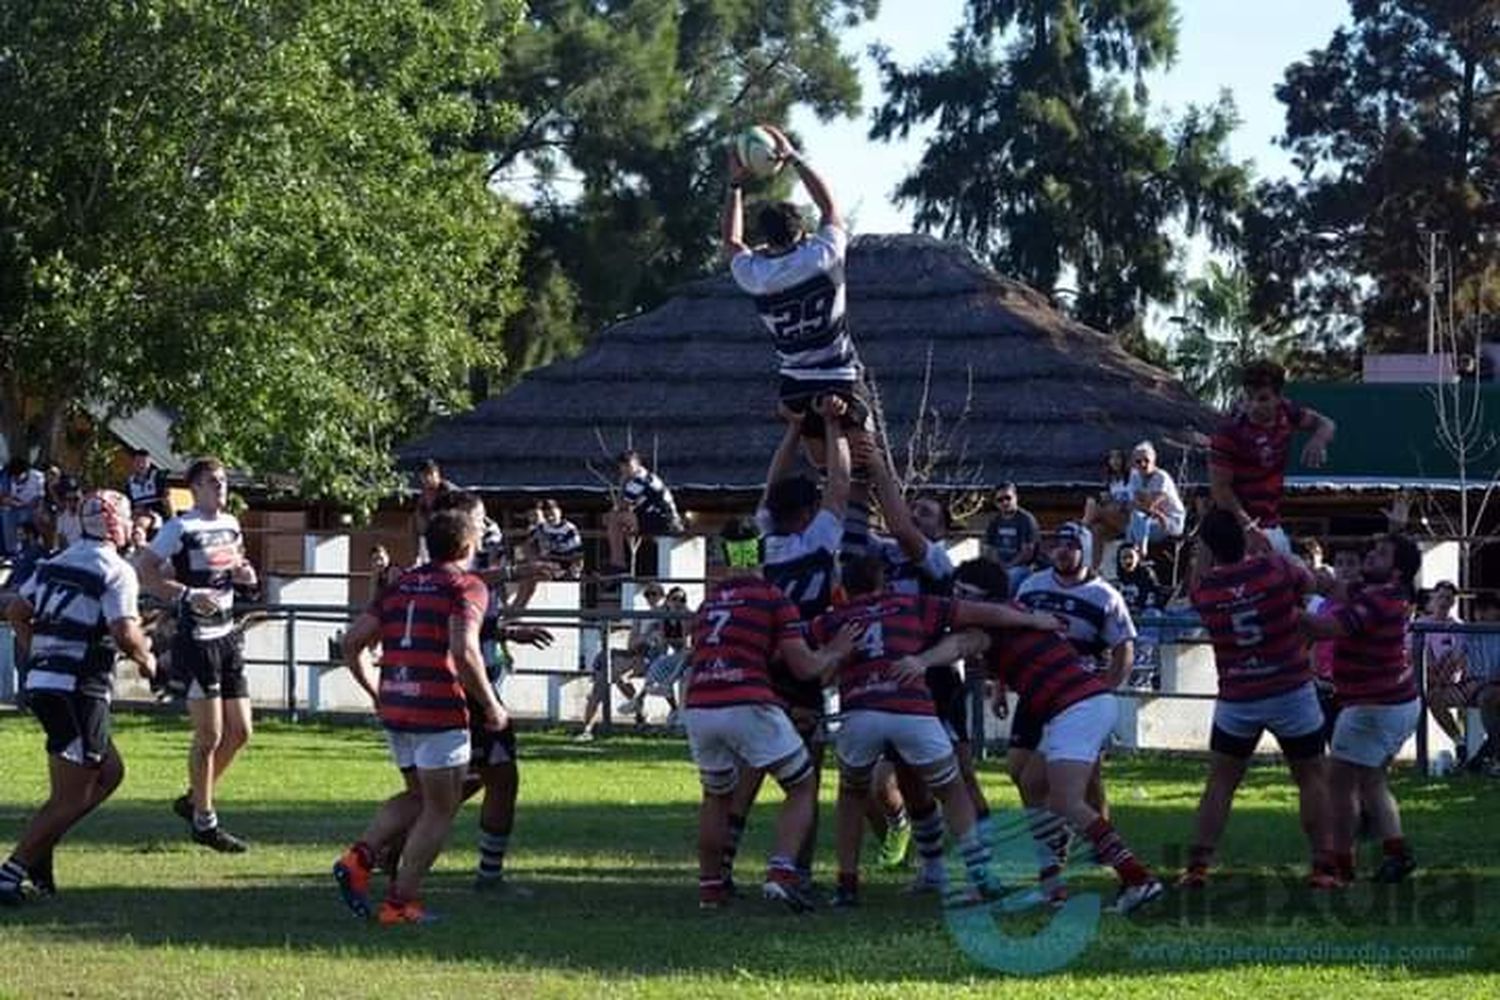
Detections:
768,742,814,791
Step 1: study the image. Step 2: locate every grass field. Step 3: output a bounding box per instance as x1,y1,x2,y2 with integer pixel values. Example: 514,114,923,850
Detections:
0,712,1497,998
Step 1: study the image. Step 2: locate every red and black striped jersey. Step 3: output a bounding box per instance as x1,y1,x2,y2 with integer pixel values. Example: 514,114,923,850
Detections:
982,610,1110,723
686,576,802,709
1208,399,1307,528
1330,583,1417,705
1190,554,1314,701
811,593,953,715
375,564,489,732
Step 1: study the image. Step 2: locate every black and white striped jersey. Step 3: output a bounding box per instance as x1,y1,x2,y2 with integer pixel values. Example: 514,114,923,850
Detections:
19,540,139,697
730,224,859,383
1015,568,1137,670
149,509,244,641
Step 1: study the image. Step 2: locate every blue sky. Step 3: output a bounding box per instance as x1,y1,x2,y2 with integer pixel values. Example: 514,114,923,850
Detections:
789,0,1352,234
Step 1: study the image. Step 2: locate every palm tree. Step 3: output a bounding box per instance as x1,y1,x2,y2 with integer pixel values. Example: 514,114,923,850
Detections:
1170,261,1295,409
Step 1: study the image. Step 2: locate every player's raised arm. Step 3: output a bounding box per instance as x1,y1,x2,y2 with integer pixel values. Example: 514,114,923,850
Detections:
765,126,841,230
869,447,926,563
820,397,851,518
761,410,806,511
720,150,751,259
1298,406,1337,468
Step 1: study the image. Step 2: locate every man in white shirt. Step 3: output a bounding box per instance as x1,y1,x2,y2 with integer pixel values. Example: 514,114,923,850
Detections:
1124,441,1186,556
1,457,47,557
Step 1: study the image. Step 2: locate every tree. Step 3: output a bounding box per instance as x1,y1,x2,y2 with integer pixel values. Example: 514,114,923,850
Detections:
476,0,875,382
0,0,527,509
869,0,1249,336
1245,0,1500,354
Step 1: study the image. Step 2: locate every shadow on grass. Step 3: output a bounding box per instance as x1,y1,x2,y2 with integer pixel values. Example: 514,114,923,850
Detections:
5,868,1495,981
2,714,1498,979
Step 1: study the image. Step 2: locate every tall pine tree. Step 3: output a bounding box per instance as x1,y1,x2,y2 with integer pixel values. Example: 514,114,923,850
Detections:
1246,0,1500,355
869,0,1247,337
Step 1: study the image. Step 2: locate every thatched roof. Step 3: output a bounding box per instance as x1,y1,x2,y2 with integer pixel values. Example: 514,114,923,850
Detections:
402,234,1216,494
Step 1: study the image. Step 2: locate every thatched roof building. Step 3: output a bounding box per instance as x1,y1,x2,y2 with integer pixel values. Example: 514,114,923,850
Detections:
402,235,1216,498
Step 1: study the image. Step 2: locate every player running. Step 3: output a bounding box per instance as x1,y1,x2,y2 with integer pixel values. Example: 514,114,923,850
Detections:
810,554,1064,908
893,558,1165,915
685,520,861,911
139,457,259,853
722,125,872,453
1303,534,1423,884
1209,360,1337,555
0,492,157,905
1182,509,1332,887
332,510,509,924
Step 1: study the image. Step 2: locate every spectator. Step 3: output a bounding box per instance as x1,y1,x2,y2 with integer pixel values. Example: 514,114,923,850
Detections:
1421,582,1468,754
412,459,457,560
2,523,53,597
1113,543,1162,613
1293,537,1325,573
1123,441,1186,556
631,585,693,727
367,544,399,604
602,450,683,578
982,482,1040,592
529,498,584,580
576,583,669,740
1445,591,1500,774
0,456,46,558
50,475,84,549
123,511,162,560
122,448,169,517
1082,448,1133,560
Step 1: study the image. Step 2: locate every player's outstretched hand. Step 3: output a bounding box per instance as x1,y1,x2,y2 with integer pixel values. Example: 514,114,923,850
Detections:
1032,612,1069,633
509,626,554,649
813,394,848,419
187,589,220,617
891,655,927,682
484,703,511,733
826,619,867,660
761,124,796,160
1301,436,1328,469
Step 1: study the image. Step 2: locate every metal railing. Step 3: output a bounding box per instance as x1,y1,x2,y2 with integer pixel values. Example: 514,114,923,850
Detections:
1,607,1494,774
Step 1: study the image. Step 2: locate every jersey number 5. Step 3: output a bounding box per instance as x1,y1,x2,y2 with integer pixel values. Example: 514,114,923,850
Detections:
1230,609,1263,648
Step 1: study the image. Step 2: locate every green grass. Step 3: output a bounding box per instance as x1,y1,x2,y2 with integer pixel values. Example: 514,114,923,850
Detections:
0,713,1497,998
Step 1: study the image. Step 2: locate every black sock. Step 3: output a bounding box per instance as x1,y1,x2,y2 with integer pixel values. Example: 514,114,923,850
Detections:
723,814,747,880
0,857,28,891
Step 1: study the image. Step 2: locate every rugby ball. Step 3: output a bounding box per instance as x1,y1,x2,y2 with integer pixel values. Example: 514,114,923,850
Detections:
734,126,784,179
